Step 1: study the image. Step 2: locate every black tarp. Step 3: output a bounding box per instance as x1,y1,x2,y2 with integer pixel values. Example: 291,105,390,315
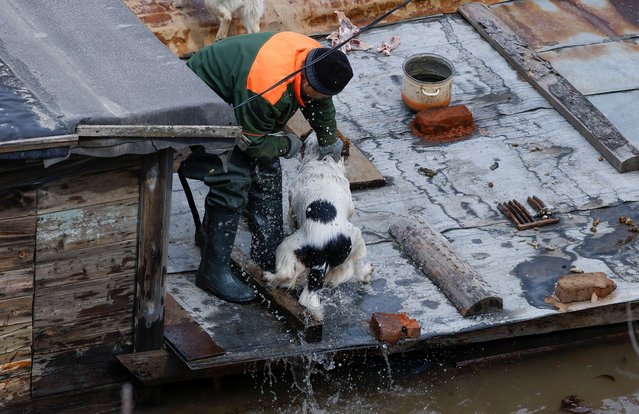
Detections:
0,0,236,159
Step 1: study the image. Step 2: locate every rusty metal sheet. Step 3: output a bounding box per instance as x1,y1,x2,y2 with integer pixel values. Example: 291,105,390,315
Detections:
539,39,639,95
492,0,639,52
589,90,639,149
164,293,225,361
124,0,504,57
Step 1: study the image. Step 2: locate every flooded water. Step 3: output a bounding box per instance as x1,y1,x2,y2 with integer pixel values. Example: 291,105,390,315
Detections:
137,331,639,413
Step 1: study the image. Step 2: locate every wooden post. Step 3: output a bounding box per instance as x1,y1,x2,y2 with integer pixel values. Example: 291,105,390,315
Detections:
134,149,173,352
389,215,503,317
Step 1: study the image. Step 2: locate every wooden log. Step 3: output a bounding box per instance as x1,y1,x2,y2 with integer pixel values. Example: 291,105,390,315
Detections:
134,150,173,352
459,2,639,173
231,248,323,342
389,215,503,316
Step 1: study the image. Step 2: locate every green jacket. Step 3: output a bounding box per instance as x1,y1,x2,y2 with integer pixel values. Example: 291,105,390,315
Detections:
187,31,339,159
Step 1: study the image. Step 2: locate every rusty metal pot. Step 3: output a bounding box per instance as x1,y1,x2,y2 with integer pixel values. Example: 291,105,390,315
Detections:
401,53,454,112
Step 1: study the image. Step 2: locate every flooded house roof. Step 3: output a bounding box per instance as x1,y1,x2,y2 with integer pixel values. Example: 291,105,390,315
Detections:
0,0,235,160
154,2,639,374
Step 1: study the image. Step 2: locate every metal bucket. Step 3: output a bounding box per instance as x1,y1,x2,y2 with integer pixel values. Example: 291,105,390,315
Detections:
401,53,454,112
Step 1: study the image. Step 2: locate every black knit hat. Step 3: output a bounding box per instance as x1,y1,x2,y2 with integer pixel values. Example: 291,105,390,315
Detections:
303,48,353,96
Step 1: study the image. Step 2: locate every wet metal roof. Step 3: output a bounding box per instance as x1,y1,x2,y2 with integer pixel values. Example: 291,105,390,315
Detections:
165,13,639,367
492,0,639,151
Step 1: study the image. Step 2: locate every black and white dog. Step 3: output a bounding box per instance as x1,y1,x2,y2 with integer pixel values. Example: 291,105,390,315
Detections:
263,134,373,320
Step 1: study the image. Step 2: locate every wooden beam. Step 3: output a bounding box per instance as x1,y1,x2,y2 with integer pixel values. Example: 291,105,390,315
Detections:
0,134,78,154
389,215,503,316
230,248,323,343
459,2,639,172
134,150,173,352
76,124,242,139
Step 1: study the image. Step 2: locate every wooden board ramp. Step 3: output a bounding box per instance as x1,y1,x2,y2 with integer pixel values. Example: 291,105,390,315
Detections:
458,2,639,173
284,110,387,190
389,215,503,317
231,248,324,343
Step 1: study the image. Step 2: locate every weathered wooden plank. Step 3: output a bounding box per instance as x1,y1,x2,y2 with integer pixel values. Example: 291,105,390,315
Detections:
0,155,141,192
0,323,32,354
0,348,31,373
2,383,122,414
283,110,387,189
0,216,36,247
33,273,134,327
345,144,387,190
36,199,138,258
0,187,36,220
35,240,137,289
0,372,31,406
134,150,173,352
0,242,33,273
33,311,133,353
231,248,323,343
37,168,139,214
0,268,33,300
459,2,639,172
31,342,131,397
164,293,225,362
0,297,32,328
389,215,503,317
0,134,78,155
76,124,242,138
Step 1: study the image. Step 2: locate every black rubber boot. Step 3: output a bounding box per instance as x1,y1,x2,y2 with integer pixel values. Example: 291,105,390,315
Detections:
246,159,284,272
196,206,256,303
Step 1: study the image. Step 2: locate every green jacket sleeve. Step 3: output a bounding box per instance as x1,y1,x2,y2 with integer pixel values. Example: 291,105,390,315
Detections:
233,91,290,159
300,97,338,147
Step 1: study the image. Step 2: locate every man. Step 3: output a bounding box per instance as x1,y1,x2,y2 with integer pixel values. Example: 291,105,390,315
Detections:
181,31,354,304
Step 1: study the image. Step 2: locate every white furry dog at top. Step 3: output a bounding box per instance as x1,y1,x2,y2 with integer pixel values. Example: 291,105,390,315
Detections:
263,134,374,320
172,0,264,41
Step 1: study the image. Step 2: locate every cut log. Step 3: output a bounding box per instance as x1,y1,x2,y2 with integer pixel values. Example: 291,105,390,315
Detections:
389,215,503,316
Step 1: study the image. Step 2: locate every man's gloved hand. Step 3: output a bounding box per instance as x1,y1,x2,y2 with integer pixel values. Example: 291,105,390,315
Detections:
283,133,303,159
318,139,344,162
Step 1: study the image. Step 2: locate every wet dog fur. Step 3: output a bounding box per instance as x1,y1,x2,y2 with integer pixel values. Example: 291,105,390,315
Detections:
263,134,373,320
